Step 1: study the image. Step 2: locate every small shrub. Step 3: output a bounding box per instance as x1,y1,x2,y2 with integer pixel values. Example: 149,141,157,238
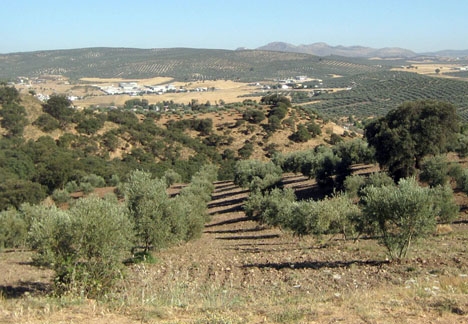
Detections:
431,185,459,224
361,178,437,259
344,175,367,199
108,174,121,187
123,170,170,252
454,168,468,193
81,174,106,188
285,194,359,238
238,142,254,159
289,124,311,143
244,188,296,226
28,197,133,297
329,133,343,144
80,182,95,195
52,188,71,204
65,181,79,193
163,169,182,187
33,114,60,132
420,155,450,187
234,160,282,191
0,208,28,249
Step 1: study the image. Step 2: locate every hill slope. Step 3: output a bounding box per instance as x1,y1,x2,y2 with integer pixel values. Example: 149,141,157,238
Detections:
0,47,386,81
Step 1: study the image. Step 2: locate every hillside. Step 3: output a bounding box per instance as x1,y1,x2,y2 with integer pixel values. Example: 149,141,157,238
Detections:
16,92,349,162
297,71,468,121
0,47,387,81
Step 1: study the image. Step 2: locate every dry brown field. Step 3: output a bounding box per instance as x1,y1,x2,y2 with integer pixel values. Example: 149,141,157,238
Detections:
15,77,266,109
391,63,466,78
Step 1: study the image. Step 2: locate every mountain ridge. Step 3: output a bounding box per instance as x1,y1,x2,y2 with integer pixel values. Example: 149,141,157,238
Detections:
256,41,468,58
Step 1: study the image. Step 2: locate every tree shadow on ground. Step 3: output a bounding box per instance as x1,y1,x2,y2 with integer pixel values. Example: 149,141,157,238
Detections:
211,186,249,200
209,204,244,215
0,281,51,299
205,216,250,228
294,183,332,201
216,234,280,240
208,196,247,209
204,226,267,234
243,259,388,270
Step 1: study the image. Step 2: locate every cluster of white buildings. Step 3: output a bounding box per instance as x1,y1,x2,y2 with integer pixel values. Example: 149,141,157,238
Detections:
34,93,79,102
98,82,211,96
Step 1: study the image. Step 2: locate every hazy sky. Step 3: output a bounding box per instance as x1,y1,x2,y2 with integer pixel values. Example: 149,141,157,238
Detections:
1,0,466,54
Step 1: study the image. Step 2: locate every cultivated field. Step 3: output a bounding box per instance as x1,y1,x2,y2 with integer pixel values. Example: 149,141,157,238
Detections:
1,175,468,323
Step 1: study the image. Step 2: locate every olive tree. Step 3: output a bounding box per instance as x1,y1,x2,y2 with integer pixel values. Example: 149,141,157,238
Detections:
122,170,170,252
361,178,438,259
28,196,133,297
234,160,283,191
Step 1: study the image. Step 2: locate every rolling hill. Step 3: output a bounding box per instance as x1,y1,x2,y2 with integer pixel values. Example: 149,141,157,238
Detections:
0,47,388,81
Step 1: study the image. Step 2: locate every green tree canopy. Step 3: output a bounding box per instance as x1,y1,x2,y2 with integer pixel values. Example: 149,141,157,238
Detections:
42,95,75,127
365,100,459,181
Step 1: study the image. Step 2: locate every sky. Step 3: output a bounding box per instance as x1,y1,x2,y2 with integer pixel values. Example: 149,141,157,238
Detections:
1,0,467,54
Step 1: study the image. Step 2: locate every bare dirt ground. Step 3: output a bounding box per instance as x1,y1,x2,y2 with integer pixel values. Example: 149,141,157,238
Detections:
1,174,468,323
391,63,468,80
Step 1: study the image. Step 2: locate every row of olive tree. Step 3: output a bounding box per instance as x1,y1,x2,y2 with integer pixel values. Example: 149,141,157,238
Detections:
0,166,217,297
272,138,375,189
244,175,458,260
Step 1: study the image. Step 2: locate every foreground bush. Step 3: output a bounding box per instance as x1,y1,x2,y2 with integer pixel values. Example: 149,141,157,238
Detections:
244,188,296,226
361,178,438,259
28,196,133,297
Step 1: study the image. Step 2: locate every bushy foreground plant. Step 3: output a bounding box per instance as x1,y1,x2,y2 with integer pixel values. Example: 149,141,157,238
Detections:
123,170,173,252
244,187,296,226
361,178,438,259
454,167,468,194
28,196,133,297
344,172,394,199
430,184,459,224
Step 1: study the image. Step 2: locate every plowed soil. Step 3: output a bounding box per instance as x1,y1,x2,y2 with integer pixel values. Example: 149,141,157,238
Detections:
1,175,468,323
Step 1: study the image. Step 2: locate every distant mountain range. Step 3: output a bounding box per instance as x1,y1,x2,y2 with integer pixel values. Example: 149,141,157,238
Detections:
255,42,468,58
